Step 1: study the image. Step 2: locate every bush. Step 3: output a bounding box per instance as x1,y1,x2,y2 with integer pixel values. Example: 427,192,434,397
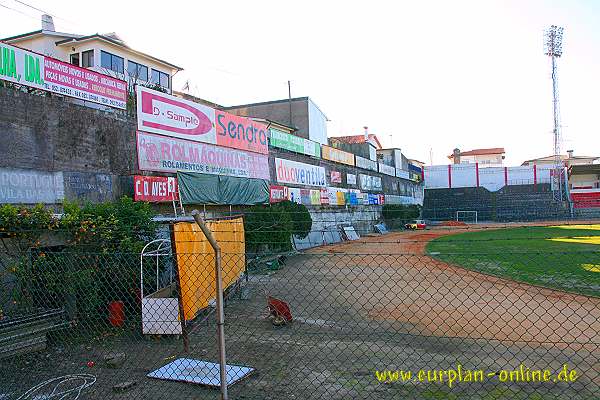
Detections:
382,204,421,229
244,201,313,254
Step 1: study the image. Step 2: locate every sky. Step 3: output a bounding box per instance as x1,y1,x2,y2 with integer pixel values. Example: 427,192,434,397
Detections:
1,0,599,166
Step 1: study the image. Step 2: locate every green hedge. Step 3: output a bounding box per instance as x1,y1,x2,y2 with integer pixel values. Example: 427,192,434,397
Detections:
244,201,312,254
382,204,421,229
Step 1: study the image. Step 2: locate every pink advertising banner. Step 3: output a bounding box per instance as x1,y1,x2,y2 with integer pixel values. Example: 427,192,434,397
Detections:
43,58,127,109
215,110,269,154
136,131,270,180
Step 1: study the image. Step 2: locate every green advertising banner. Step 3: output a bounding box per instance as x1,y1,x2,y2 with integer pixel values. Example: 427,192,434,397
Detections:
177,172,269,205
269,128,321,158
0,42,45,89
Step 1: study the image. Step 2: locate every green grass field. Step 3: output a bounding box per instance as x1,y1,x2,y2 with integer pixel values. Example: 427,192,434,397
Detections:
426,225,600,297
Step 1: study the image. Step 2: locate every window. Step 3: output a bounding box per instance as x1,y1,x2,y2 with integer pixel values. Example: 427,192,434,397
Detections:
70,53,79,66
100,50,124,74
151,69,170,89
127,60,148,81
81,50,94,68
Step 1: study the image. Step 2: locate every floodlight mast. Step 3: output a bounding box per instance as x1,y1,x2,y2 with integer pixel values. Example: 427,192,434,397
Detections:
544,25,564,202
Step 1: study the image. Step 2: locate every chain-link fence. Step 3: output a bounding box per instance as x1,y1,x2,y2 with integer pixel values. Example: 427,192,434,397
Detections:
1,218,599,400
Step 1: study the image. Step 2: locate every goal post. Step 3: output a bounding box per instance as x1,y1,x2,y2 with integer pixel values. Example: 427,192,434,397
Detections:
456,210,478,223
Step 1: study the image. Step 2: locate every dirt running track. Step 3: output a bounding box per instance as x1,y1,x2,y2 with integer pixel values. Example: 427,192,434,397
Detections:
310,228,600,350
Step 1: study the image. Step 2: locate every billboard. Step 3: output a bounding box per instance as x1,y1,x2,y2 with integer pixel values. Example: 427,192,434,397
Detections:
356,155,378,172
0,168,64,204
137,131,270,180
269,128,321,158
359,174,382,191
0,42,127,109
134,175,179,202
137,86,267,154
322,145,354,166
347,173,357,185
269,185,288,203
215,110,268,154
274,158,326,187
378,163,396,176
330,170,342,184
396,169,410,180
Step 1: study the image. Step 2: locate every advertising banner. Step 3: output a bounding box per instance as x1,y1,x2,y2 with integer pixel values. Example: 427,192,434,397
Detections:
347,173,357,185
359,174,383,191
378,163,396,176
215,110,268,154
287,187,302,204
322,145,354,166
269,185,287,203
300,189,311,205
356,155,378,172
134,175,178,202
330,170,342,184
396,169,410,180
0,42,126,109
137,86,216,143
137,131,270,180
177,172,268,205
269,128,321,158
310,190,321,205
44,58,127,109
64,172,113,203
327,187,339,205
275,158,326,187
320,188,329,205
0,168,64,204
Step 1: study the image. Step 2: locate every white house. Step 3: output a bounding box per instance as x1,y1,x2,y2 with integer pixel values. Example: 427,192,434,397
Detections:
2,15,182,93
448,147,505,167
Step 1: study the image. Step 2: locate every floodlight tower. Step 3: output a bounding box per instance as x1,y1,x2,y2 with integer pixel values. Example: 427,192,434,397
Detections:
544,25,564,201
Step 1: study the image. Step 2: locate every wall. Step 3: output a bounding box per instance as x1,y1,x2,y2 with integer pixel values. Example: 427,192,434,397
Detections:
0,86,136,204
307,98,328,145
425,164,553,192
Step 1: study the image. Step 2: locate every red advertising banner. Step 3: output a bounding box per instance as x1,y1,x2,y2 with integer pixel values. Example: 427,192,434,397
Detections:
44,58,127,109
269,185,288,203
215,110,268,154
320,188,329,205
330,170,342,184
134,175,179,202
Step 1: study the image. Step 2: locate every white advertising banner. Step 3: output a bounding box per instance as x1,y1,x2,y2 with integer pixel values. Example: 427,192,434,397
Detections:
275,158,326,187
396,169,410,180
0,168,64,204
136,131,270,179
347,173,357,185
359,174,382,191
378,163,396,176
356,155,378,172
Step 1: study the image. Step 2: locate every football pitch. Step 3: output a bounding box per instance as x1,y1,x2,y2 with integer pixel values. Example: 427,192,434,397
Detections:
426,224,600,297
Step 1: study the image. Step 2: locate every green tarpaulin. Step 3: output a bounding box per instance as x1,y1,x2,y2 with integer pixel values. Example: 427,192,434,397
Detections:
177,172,269,205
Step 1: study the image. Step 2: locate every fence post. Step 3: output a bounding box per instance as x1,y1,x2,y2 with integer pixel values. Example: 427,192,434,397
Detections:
192,210,228,400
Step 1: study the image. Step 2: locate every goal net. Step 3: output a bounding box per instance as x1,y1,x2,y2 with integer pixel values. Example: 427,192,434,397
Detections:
456,210,478,223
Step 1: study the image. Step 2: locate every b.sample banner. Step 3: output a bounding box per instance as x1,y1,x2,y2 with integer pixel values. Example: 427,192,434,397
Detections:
137,86,267,154
134,175,179,202
137,131,270,180
0,42,127,109
275,158,326,187
269,128,321,158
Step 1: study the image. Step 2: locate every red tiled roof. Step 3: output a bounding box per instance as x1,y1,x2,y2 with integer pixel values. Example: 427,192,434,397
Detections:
330,134,382,149
448,148,505,158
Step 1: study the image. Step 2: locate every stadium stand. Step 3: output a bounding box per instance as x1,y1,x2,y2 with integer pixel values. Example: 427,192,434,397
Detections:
423,184,571,222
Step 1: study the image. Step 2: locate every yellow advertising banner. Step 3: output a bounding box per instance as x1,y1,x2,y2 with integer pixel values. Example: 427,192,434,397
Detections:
336,191,346,205
322,145,355,166
310,190,321,205
172,218,245,321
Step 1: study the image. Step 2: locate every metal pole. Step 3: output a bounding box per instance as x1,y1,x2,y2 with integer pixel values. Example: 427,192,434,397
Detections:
288,80,293,126
191,210,228,400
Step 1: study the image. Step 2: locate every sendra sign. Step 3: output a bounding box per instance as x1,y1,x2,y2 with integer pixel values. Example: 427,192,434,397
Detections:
275,158,326,187
0,42,127,109
136,86,268,154
137,131,270,180
269,128,321,158
322,145,355,166
355,155,378,172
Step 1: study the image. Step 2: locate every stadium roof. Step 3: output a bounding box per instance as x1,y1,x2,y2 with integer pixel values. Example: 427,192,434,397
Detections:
568,164,600,175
